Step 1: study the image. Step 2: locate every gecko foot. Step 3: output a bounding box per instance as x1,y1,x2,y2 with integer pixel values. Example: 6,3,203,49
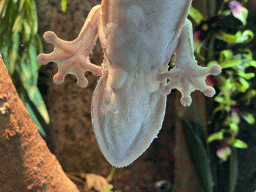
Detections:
156,64,221,107
37,31,102,88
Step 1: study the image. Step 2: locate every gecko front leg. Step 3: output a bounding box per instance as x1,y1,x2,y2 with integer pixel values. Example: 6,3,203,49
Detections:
37,5,102,88
157,19,222,107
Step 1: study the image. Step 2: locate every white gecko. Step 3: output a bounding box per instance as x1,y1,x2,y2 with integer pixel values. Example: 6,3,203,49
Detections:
37,0,221,167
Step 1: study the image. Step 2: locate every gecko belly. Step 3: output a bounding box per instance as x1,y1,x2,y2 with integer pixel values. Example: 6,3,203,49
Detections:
91,67,167,167
100,0,186,73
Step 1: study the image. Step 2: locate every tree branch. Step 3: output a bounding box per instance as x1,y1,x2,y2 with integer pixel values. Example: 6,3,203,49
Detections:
0,56,79,192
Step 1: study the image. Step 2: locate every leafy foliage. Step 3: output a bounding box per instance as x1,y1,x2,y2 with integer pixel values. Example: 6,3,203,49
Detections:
182,119,214,192
187,0,255,191
0,0,49,138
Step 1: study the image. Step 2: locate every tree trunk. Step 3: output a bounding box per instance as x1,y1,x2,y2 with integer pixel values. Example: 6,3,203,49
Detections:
0,56,79,192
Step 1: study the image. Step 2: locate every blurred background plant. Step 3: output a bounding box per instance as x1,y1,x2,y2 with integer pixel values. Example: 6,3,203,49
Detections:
0,0,49,138
184,0,256,191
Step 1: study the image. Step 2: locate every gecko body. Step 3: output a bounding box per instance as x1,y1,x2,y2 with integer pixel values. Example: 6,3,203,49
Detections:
38,0,221,167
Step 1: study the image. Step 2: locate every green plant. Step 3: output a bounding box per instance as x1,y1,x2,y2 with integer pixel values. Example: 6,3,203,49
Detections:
182,119,214,192
61,0,67,12
182,119,238,192
186,0,255,191
0,0,49,138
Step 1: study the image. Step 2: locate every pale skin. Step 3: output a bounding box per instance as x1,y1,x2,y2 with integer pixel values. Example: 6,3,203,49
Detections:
38,0,221,167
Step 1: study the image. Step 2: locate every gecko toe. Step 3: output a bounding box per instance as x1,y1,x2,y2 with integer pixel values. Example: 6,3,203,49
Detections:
91,66,103,76
210,64,222,76
53,73,65,85
156,73,168,81
204,87,215,97
37,54,49,65
43,31,57,44
77,78,88,88
181,96,192,107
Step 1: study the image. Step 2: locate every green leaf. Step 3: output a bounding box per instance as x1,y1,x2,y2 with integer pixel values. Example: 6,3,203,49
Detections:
106,167,116,182
230,123,239,137
207,60,219,67
27,87,50,124
215,32,239,43
233,139,248,148
12,9,24,33
214,95,225,103
215,30,252,44
28,43,39,85
181,119,214,192
102,183,113,192
190,120,208,149
0,1,6,14
249,60,256,68
239,77,249,89
20,61,32,90
24,0,34,41
233,78,249,92
0,0,8,18
30,0,38,34
189,6,205,25
236,70,255,80
219,50,233,62
219,59,242,69
226,147,238,192
195,43,206,62
22,19,31,42
242,89,256,105
240,112,255,125
18,0,25,11
25,102,47,138
9,33,19,75
61,0,67,12
239,30,254,43
0,45,10,71
35,33,43,53
211,105,227,117
232,6,248,26
207,132,223,144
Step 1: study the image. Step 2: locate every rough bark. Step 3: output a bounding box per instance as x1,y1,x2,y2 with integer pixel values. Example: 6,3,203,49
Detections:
0,56,79,192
